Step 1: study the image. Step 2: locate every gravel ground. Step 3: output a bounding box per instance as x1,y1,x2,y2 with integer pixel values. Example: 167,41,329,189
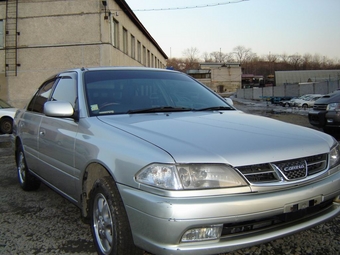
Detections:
0,100,340,255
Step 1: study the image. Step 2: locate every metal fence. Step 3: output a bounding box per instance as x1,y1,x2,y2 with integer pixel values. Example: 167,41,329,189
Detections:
236,80,340,100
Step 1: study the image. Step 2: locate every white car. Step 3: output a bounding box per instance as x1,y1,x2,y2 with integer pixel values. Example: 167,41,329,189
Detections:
294,94,323,109
0,98,17,134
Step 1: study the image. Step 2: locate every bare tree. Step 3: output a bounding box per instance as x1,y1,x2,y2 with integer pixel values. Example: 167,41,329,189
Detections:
225,52,236,62
202,52,212,62
166,57,200,73
182,47,200,63
168,45,340,75
266,52,278,63
209,51,226,63
166,58,186,71
289,54,303,69
301,53,313,69
279,53,290,63
233,45,253,64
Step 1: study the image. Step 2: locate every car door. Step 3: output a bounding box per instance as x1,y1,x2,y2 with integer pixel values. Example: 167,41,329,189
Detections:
19,78,57,172
38,72,79,200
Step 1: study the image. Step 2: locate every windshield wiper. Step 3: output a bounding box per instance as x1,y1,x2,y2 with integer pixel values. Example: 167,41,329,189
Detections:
196,106,234,111
127,106,192,114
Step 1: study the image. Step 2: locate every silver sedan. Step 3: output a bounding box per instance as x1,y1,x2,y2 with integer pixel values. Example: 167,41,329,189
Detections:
12,67,340,255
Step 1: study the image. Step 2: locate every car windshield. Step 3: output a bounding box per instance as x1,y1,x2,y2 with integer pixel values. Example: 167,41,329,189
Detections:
84,70,233,116
0,99,13,109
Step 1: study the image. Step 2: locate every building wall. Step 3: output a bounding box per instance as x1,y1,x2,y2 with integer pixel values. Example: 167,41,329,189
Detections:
210,67,242,93
192,63,242,93
275,70,340,86
0,0,167,108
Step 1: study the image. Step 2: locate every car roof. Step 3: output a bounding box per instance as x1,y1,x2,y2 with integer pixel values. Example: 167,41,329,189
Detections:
63,66,177,74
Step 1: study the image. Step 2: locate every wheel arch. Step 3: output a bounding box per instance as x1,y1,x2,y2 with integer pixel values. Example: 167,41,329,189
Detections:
81,162,111,219
14,136,23,159
0,115,13,121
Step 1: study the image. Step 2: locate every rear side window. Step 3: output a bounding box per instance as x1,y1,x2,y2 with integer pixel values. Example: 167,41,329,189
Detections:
27,79,56,113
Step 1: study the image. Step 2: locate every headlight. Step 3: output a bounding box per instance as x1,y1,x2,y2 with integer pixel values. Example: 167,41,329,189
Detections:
135,163,247,190
330,142,340,169
327,103,340,111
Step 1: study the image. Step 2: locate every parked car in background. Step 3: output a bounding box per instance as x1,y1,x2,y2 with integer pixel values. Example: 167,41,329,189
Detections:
0,98,17,134
12,67,340,255
309,90,340,133
280,97,298,107
269,96,294,105
280,94,323,109
294,94,323,109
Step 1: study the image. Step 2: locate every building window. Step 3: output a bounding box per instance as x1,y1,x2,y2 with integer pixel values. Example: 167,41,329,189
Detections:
131,34,135,59
147,50,150,67
151,53,154,67
143,46,146,65
0,20,3,48
137,41,141,62
111,18,119,48
123,27,128,54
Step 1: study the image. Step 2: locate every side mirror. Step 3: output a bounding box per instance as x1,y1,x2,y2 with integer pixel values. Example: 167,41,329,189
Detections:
44,101,74,117
224,98,233,106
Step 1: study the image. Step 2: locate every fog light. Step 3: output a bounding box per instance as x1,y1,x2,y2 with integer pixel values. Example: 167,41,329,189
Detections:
181,225,223,242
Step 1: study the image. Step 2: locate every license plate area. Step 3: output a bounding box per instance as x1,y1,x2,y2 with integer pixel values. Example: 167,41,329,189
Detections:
284,195,324,213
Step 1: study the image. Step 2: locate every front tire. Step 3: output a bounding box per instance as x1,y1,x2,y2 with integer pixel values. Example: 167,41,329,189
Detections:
90,176,142,255
16,144,41,191
0,117,13,134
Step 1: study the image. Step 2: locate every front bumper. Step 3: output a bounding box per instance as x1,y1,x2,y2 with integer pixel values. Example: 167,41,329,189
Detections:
309,110,340,128
118,170,340,255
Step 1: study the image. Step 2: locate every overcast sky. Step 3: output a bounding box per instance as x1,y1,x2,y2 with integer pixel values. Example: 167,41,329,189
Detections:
125,0,340,61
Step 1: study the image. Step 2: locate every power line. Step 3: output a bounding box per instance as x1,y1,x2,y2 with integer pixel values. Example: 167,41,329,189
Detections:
132,0,249,12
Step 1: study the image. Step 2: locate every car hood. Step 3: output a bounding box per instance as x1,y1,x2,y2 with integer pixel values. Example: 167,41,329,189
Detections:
98,111,333,166
315,92,340,104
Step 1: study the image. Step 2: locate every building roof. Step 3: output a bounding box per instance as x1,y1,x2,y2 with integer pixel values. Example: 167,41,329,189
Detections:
187,69,211,74
116,0,168,59
200,62,241,68
242,74,264,78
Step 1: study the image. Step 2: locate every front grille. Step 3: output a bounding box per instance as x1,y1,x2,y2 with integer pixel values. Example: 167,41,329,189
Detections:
306,154,328,175
236,153,328,183
220,198,333,238
313,104,327,111
274,159,307,179
237,164,280,183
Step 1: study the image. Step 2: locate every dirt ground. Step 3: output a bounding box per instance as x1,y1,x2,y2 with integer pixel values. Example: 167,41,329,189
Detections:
1,106,340,255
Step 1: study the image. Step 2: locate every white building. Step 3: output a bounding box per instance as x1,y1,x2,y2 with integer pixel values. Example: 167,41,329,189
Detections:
187,62,242,94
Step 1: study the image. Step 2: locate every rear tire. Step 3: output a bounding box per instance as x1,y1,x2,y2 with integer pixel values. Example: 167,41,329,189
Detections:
16,144,41,191
89,176,143,255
